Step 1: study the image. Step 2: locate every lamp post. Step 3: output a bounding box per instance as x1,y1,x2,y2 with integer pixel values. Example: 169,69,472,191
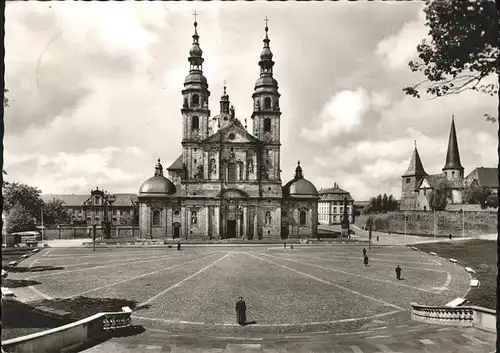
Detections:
433,209,436,242
404,213,408,245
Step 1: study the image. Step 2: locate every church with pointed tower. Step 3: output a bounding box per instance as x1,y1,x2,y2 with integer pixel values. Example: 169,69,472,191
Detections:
137,18,319,240
400,116,465,211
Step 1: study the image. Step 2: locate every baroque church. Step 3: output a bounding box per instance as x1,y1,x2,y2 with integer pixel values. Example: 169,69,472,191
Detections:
137,20,319,240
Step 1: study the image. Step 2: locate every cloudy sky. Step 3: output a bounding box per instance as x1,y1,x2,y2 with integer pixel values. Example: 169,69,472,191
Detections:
4,1,497,201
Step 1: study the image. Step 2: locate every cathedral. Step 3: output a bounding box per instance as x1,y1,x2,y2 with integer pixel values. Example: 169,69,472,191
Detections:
137,20,319,240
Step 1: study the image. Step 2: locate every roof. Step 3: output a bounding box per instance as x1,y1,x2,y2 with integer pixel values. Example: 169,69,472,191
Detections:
442,118,464,171
283,178,319,199
139,176,176,196
353,201,370,207
319,186,349,195
418,174,463,189
167,154,184,171
468,167,498,188
40,194,138,207
402,147,427,177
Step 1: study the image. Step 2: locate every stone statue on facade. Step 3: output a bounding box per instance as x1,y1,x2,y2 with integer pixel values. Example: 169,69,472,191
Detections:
197,165,204,179
265,211,272,226
183,97,188,108
210,158,217,175
191,211,198,225
248,159,254,173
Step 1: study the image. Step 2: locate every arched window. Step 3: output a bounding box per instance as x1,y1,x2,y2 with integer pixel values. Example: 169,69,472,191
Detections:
264,97,272,109
227,163,236,183
299,210,307,225
263,118,271,133
192,94,200,107
192,116,199,130
152,210,160,226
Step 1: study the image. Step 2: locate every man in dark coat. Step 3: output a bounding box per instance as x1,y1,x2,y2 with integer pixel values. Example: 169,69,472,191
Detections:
284,242,287,249
177,241,181,251
362,248,367,256
395,265,402,280
235,297,247,325
364,255,369,267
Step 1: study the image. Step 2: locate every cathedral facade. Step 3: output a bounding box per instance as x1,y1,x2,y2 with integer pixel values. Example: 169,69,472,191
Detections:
137,20,319,240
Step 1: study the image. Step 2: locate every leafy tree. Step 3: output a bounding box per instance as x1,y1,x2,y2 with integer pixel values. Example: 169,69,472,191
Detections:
486,194,498,208
6,203,36,233
3,182,44,218
466,186,491,208
427,180,450,211
404,0,498,105
376,195,383,210
382,193,388,211
42,199,71,226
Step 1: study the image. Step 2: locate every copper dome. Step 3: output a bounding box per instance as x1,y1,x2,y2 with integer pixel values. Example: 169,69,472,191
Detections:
139,176,176,196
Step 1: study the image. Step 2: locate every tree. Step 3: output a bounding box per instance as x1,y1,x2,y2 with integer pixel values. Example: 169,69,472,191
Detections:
382,193,389,211
404,0,498,105
465,186,491,208
6,203,36,233
42,199,71,226
3,182,44,218
375,195,383,211
427,180,450,211
486,194,498,208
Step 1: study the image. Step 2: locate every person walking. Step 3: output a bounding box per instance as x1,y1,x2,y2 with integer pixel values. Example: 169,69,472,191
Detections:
177,241,181,251
362,248,367,256
449,233,452,240
364,254,369,267
395,265,402,280
284,242,287,249
235,297,247,325
376,235,379,242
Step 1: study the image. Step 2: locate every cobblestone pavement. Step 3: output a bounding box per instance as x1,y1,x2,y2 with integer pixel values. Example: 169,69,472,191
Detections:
80,324,496,352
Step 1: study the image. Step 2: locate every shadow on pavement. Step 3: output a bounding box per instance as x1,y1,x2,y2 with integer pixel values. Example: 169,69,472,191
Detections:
6,266,65,273
2,278,42,288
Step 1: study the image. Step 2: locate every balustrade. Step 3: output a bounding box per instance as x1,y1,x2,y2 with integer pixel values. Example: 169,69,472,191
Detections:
103,312,132,330
411,303,475,326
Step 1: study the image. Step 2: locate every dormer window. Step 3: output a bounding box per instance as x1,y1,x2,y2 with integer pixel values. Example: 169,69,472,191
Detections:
94,196,101,205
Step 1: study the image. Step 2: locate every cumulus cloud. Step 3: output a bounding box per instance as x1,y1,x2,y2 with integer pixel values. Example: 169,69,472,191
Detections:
4,1,497,202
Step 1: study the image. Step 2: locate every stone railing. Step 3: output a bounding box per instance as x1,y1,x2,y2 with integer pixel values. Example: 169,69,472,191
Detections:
411,303,496,333
2,308,132,353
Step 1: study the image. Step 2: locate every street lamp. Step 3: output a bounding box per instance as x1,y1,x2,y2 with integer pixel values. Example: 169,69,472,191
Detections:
404,213,408,245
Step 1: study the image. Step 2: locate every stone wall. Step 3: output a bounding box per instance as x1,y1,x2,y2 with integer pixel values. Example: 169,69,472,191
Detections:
355,211,496,237
37,226,140,240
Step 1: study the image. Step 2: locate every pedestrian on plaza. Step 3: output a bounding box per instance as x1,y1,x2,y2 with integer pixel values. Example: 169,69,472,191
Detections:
395,265,402,280
177,241,181,251
376,236,379,242
235,296,247,325
284,242,287,249
388,230,391,235
290,244,294,250
449,233,452,240
364,255,369,267
362,248,367,256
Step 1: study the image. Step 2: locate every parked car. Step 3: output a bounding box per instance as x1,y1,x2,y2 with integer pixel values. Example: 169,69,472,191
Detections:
10,231,42,247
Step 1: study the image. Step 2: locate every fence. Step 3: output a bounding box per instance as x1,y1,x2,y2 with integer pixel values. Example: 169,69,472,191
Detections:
35,226,140,240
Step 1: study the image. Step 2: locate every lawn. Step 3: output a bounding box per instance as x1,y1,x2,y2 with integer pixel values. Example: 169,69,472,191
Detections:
412,240,497,310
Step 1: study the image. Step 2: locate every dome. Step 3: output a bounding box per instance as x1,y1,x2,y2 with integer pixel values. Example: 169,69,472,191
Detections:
283,161,319,199
139,158,176,197
254,76,278,89
189,43,203,57
185,72,207,84
260,47,273,60
139,176,176,196
285,178,319,198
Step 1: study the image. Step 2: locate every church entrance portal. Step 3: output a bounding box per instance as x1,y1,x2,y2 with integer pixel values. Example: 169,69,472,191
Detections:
226,220,236,238
173,223,181,239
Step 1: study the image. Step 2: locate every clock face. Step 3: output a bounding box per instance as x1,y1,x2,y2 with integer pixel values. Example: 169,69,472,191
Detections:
264,133,272,142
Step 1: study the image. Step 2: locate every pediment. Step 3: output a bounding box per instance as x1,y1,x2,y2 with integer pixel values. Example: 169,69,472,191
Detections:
203,123,260,144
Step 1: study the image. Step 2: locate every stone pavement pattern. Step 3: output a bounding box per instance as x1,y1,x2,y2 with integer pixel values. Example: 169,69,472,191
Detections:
80,324,496,352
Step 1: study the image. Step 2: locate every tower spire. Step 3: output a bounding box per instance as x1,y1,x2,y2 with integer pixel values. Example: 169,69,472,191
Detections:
220,82,230,114
442,115,464,173
403,143,427,177
258,17,274,77
188,13,204,73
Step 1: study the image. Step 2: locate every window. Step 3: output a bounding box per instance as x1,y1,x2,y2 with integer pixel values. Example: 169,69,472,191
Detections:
264,97,272,109
192,94,200,106
152,210,160,226
333,207,336,213
192,116,199,130
264,118,271,132
299,210,307,225
94,196,101,205
452,171,455,177
340,207,343,213
424,189,426,195
406,178,411,184
228,163,236,183
174,210,180,216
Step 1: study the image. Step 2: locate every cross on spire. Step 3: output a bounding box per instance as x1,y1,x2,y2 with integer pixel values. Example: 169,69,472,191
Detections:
264,17,269,28
193,11,198,23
